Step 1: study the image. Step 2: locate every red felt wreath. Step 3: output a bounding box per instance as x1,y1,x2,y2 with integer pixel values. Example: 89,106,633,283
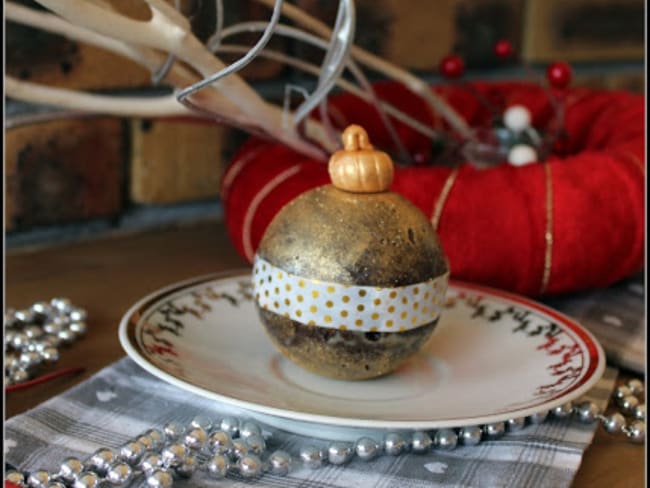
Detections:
222,82,645,297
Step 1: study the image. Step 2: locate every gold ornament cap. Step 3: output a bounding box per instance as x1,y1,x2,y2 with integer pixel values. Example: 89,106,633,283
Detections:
328,124,394,193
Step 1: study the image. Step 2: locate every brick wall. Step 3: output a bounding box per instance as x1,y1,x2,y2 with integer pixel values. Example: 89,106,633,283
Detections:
5,0,644,248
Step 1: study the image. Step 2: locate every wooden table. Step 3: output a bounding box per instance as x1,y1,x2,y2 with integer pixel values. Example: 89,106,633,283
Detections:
5,223,645,486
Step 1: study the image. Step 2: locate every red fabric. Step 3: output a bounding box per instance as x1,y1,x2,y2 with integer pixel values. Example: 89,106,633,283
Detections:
222,82,645,296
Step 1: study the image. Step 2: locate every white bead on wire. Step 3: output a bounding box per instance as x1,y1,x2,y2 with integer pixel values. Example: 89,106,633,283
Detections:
508,144,538,166
503,105,532,133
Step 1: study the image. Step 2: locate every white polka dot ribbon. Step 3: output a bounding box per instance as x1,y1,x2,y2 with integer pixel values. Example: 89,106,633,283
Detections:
253,256,448,333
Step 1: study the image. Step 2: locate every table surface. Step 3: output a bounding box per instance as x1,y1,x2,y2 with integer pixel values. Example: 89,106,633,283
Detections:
5,222,645,487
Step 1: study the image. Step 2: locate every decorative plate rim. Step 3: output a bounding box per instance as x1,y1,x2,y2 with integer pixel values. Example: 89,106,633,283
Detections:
118,270,606,430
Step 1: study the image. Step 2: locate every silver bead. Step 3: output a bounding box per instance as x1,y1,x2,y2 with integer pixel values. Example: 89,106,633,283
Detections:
627,379,644,395
69,308,88,323
139,451,162,476
118,442,145,466
5,354,19,371
634,404,645,421
73,472,100,488
355,436,380,461
57,329,76,346
47,482,66,488
87,448,114,475
15,309,35,324
183,427,207,450
106,462,133,486
40,347,60,363
434,428,458,450
552,402,573,418
268,450,292,476
299,445,324,469
58,456,84,483
27,470,50,488
161,443,186,468
483,422,505,439
327,441,353,465
619,395,640,415
506,418,526,432
68,322,88,337
576,401,600,423
239,421,262,439
174,455,197,478
5,331,17,349
206,454,230,478
238,453,263,478
42,334,63,348
142,429,164,450
527,411,549,424
220,416,240,437
4,308,18,327
50,298,72,313
384,432,407,455
613,385,632,400
458,425,482,446
163,421,185,441
626,420,645,444
189,415,213,432
23,325,44,339
19,351,42,368
410,431,432,453
11,368,30,384
11,332,29,349
136,435,154,450
229,438,249,460
208,430,232,454
5,470,25,486
31,302,53,319
602,412,626,434
245,433,266,455
146,469,173,488
42,321,63,336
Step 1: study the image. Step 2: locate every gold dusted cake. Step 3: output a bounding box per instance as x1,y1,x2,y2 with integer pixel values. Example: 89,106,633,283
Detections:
253,125,449,380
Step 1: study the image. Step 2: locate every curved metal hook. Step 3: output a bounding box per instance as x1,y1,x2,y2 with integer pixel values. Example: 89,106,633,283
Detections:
292,0,355,124
176,0,283,103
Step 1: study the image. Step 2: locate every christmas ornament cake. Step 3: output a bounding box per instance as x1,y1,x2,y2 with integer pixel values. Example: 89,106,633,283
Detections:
253,125,449,380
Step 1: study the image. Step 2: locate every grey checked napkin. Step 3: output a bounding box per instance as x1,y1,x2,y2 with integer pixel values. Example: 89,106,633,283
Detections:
544,272,645,374
5,358,617,488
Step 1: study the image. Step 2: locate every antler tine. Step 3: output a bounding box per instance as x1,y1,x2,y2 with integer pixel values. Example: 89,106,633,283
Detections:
26,0,328,159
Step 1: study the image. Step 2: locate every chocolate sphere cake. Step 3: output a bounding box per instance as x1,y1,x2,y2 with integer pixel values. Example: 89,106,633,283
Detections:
253,125,449,380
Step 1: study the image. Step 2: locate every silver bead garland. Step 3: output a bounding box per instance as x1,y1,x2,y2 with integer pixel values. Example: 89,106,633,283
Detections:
5,385,646,488
4,299,88,387
4,300,646,487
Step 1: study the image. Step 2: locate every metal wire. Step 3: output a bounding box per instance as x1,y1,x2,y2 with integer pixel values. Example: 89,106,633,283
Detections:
176,0,283,103
215,44,438,141
215,21,415,159
292,0,355,125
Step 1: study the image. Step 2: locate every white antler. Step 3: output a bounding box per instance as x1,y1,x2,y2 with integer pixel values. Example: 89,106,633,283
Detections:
6,0,472,161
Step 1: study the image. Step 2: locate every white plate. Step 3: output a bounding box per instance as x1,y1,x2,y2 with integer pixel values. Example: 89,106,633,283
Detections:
119,271,605,439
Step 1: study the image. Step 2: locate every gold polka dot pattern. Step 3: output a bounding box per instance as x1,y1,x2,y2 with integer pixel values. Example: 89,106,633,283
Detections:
253,256,448,332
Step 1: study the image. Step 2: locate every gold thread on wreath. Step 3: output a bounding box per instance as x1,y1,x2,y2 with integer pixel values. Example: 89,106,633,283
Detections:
431,168,459,231
540,161,554,294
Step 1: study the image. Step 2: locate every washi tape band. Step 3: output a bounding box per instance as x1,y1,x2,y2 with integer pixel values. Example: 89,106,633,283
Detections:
253,256,448,333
